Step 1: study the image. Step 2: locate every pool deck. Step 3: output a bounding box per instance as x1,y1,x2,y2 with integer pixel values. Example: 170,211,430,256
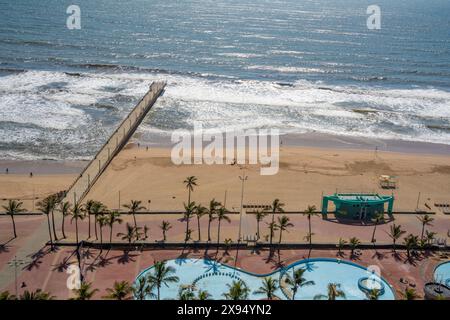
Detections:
0,213,448,299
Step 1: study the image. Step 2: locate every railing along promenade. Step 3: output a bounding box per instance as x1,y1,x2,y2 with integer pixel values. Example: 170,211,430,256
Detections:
64,81,166,205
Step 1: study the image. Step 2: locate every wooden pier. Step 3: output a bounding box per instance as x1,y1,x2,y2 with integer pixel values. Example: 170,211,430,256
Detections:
65,81,166,205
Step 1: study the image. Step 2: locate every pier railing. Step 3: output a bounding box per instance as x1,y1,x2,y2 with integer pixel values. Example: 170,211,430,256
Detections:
64,81,166,205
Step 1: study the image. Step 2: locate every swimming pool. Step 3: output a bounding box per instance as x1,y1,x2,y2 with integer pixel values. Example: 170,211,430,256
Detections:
135,258,395,300
434,261,450,287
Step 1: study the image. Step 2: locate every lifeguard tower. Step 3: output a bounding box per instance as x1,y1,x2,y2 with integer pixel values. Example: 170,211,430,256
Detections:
322,193,394,220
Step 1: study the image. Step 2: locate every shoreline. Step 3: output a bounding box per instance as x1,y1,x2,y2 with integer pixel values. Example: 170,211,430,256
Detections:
1,132,449,175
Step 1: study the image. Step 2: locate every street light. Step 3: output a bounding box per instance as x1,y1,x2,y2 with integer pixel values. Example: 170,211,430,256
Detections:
238,171,248,242
7,256,28,296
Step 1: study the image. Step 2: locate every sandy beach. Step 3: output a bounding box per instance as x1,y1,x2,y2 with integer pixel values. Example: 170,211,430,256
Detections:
1,139,450,214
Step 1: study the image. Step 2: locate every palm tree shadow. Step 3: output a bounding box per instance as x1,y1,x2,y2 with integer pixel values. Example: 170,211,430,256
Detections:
372,250,386,260
0,237,14,249
0,244,10,254
117,250,138,264
52,250,77,272
24,246,55,271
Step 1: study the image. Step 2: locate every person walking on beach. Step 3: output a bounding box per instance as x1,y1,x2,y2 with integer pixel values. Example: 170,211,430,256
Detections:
5,168,8,174
29,172,33,178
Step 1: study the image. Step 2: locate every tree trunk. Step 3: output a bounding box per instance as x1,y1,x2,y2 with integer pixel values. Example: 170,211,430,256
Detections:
207,217,212,242
279,229,283,244
46,215,53,249
371,223,378,243
421,225,425,240
99,227,103,252
132,213,138,239
109,226,113,244
308,217,312,245
197,216,201,241
51,209,58,241
256,221,260,240
94,217,98,240
75,217,79,245
88,213,91,239
217,220,221,245
185,218,190,242
62,215,66,239
10,214,17,238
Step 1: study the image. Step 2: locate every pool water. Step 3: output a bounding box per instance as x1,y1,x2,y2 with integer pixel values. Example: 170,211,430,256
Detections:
135,258,395,300
434,261,450,287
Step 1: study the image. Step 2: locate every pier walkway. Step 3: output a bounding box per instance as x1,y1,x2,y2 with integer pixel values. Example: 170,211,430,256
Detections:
65,81,166,205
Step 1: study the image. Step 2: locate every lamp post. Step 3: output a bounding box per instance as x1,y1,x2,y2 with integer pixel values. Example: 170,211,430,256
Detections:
7,256,27,296
238,171,248,242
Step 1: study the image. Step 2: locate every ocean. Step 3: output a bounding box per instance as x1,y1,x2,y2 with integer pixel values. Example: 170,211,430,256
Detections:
0,0,449,160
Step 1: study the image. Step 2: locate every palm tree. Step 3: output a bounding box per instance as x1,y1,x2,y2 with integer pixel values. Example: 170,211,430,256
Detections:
284,267,315,300
425,230,436,246
366,288,382,300
91,201,106,240
399,287,419,300
207,199,220,242
269,199,284,245
178,286,196,300
71,282,98,300
107,211,123,244
303,205,318,246
349,237,361,256
276,215,294,244
123,200,145,236
267,221,278,246
224,238,232,255
223,280,250,300
59,201,71,239
117,223,137,244
70,202,85,245
97,214,108,247
337,238,347,256
387,224,406,252
146,261,179,300
0,291,16,300
183,201,196,242
2,199,25,238
403,234,419,260
314,283,346,300
254,277,279,300
104,280,133,300
19,289,54,300
371,211,384,243
133,277,155,300
183,176,198,203
216,206,231,245
84,199,96,239
48,194,59,241
160,220,172,241
37,197,54,249
417,214,434,240
195,204,207,241
254,210,268,240
197,289,211,300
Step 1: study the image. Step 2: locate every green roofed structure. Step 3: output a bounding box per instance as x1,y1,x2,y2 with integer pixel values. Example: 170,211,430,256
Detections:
322,193,394,220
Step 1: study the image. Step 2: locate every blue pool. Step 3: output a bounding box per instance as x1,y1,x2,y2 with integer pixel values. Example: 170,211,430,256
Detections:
434,261,450,287
135,258,395,300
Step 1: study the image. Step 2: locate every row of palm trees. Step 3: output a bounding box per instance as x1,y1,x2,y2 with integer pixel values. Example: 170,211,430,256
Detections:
1,174,437,250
